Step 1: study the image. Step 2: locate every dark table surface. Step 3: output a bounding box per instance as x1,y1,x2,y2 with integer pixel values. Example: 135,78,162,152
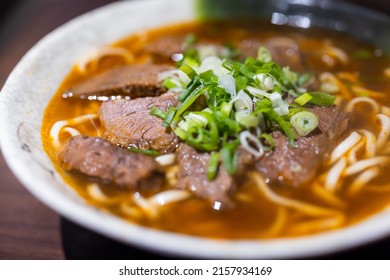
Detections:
0,0,389,260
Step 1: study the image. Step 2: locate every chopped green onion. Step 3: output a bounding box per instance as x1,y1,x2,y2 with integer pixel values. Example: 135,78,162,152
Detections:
295,93,313,106
256,99,296,146
199,70,219,85
297,73,312,86
173,127,188,140
283,67,298,85
178,76,201,102
171,85,205,127
150,107,167,119
207,152,220,180
260,133,275,151
127,147,161,157
221,141,239,176
257,47,272,63
290,111,318,136
162,107,177,127
238,63,256,79
163,78,179,90
235,111,259,128
179,64,197,80
307,91,336,106
220,101,233,117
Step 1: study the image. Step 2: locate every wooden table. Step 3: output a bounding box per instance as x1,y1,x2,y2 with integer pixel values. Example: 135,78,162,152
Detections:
0,0,389,260
0,0,115,260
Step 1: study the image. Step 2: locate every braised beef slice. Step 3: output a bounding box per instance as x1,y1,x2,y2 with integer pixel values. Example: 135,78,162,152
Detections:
238,37,305,72
64,64,172,99
145,36,228,63
256,106,351,186
145,35,184,63
176,143,235,208
99,92,179,153
59,135,163,189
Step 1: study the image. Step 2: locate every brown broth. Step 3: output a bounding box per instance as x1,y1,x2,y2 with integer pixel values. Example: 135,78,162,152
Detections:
42,20,390,239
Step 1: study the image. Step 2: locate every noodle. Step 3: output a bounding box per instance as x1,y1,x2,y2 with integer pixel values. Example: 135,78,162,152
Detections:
358,130,377,158
348,167,381,196
347,141,364,164
250,172,339,217
377,114,390,151
312,184,346,208
76,47,134,73
262,206,287,236
50,114,99,148
324,157,347,191
329,132,361,164
86,183,125,205
344,156,390,176
289,215,344,235
345,97,380,115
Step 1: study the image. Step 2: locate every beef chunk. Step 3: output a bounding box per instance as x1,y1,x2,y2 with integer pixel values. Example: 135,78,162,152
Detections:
59,135,163,189
238,37,305,72
256,106,351,186
145,35,184,63
64,64,172,99
176,143,235,208
99,92,179,153
145,36,227,63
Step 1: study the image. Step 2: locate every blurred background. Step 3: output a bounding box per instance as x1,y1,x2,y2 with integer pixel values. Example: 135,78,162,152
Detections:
0,0,388,259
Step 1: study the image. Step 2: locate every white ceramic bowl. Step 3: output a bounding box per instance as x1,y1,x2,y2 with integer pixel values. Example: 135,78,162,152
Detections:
1,0,390,259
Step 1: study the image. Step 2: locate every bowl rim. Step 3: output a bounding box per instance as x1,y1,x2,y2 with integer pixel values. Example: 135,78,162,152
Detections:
1,0,390,259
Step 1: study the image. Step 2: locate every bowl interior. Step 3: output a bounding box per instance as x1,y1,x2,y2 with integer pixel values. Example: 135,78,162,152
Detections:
1,0,390,259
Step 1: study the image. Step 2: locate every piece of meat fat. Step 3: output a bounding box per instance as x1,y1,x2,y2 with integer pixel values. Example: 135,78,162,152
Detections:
256,106,351,187
99,92,179,153
64,64,173,99
59,135,163,190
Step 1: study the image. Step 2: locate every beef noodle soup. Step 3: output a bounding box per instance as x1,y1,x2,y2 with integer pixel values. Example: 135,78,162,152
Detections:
42,20,390,239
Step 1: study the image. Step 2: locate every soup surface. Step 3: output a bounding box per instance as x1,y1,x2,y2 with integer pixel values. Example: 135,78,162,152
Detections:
42,20,390,239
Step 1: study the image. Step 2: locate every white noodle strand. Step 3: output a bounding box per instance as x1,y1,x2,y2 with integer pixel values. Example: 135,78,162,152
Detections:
358,130,377,158
63,127,81,137
86,184,123,204
250,172,338,217
148,190,190,206
49,114,99,148
347,141,364,164
329,132,361,164
348,167,381,196
377,114,390,151
77,47,134,72
345,97,380,114
155,154,176,166
325,157,347,191
344,156,390,176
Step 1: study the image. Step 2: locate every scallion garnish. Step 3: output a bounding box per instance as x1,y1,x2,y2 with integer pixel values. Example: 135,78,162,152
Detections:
127,147,161,157
179,64,197,80
290,111,318,136
150,107,168,119
207,152,220,180
307,91,336,106
295,93,313,106
162,107,177,127
156,42,326,178
221,141,239,176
